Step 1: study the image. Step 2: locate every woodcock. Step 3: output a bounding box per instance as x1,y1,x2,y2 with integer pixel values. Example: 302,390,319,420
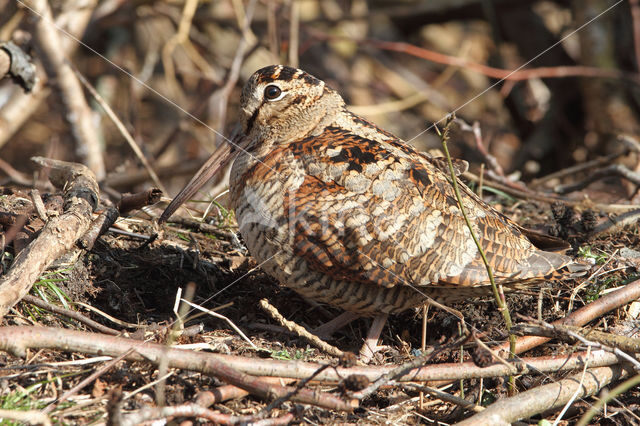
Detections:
160,65,586,359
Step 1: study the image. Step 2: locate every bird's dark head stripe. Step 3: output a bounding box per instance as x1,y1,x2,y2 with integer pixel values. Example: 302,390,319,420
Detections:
254,65,322,86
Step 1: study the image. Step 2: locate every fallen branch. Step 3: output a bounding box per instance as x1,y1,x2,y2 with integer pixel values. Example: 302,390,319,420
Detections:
0,326,622,383
0,326,356,412
0,158,98,320
495,277,640,356
513,322,640,354
456,364,631,424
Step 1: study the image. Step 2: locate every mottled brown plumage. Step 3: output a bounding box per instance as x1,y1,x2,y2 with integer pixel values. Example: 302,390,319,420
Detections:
161,65,586,358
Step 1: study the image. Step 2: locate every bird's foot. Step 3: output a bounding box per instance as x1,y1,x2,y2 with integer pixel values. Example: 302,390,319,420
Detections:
358,313,389,364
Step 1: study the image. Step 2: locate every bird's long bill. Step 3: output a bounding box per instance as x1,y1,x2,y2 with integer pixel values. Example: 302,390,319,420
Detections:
158,142,235,223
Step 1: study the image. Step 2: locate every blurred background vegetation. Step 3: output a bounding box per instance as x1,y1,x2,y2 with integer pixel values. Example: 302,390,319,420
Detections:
0,0,638,199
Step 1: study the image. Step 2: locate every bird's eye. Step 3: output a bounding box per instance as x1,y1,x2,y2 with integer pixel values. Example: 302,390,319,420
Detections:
264,85,284,101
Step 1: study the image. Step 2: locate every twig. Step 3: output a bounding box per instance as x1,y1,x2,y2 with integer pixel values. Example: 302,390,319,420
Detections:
181,298,257,350
0,0,95,151
495,277,640,355
259,299,345,357
288,0,299,67
401,383,484,413
161,0,201,98
25,0,105,179
21,294,119,335
42,348,135,414
71,66,167,193
0,327,357,411
455,119,506,180
362,37,640,84
29,189,47,221
0,158,32,186
0,326,623,384
262,364,331,413
553,346,591,425
456,364,630,425
195,377,296,406
576,373,640,426
0,41,36,92
118,189,163,215
165,216,236,240
554,164,640,194
78,207,119,251
463,170,640,213
512,320,640,369
121,404,294,426
352,332,470,400
0,158,98,320
591,209,640,237
530,150,629,188
73,302,147,329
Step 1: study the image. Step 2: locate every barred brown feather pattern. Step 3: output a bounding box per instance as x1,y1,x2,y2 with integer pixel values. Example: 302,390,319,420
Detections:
155,63,594,364
223,65,585,315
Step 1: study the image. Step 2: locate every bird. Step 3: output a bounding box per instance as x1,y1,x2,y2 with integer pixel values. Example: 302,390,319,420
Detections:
160,65,586,361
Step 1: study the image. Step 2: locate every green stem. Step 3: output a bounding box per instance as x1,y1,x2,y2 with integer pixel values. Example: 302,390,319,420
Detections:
576,373,640,426
439,116,516,393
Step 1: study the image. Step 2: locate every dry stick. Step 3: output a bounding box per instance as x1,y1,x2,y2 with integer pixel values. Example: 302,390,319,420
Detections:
0,327,356,412
195,377,296,406
0,158,98,320
26,0,105,180
590,208,640,237
495,277,640,356
365,38,640,84
462,170,640,214
121,404,294,426
106,158,203,189
118,188,163,215
259,299,345,357
71,67,167,194
554,164,640,194
42,348,135,414
439,116,516,392
306,30,640,84
512,322,640,369
353,333,471,400
0,41,37,92
0,326,623,384
0,409,50,426
288,0,300,67
456,364,631,425
161,0,201,98
21,295,119,336
0,158,32,186
0,0,95,151
530,150,628,188
401,383,484,413
576,373,640,426
207,0,257,147
78,207,119,251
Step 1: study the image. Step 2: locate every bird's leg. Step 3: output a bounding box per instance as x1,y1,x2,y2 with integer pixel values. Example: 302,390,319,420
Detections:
313,311,360,338
359,313,389,363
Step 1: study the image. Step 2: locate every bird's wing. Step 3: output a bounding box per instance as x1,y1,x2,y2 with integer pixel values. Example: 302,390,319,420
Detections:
282,125,574,289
